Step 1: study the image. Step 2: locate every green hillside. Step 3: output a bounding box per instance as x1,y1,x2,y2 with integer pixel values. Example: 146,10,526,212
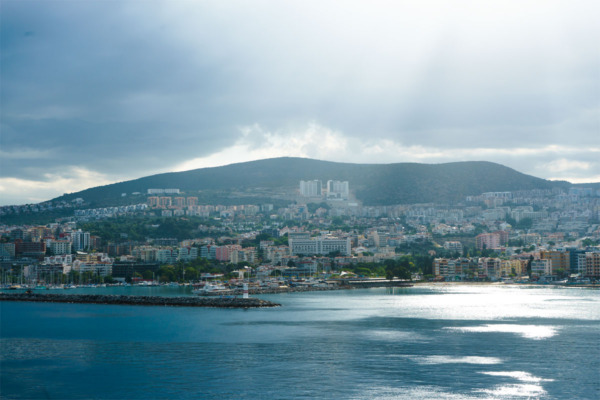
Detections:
54,157,571,206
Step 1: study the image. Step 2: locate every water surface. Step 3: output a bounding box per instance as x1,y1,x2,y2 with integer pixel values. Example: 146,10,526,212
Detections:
1,285,598,399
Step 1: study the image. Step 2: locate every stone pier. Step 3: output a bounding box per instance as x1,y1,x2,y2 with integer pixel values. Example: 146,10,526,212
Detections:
0,293,280,308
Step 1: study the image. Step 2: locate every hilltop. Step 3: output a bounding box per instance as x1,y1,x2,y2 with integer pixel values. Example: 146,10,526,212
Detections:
52,157,572,207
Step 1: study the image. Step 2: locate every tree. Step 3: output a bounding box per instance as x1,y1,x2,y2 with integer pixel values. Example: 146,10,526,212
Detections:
142,270,154,280
185,267,198,281
386,269,394,281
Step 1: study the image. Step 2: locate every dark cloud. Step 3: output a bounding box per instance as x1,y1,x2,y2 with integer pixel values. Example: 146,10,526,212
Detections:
1,1,598,204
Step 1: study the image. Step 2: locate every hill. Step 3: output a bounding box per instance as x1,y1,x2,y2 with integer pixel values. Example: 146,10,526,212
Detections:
53,157,572,206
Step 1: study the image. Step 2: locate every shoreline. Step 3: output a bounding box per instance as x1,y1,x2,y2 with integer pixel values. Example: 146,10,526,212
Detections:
410,281,600,288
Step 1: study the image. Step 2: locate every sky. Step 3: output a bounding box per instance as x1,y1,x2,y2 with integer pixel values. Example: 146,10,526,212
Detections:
1,0,599,206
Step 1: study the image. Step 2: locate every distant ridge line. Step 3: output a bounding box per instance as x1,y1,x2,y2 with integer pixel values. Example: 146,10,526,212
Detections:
52,157,580,206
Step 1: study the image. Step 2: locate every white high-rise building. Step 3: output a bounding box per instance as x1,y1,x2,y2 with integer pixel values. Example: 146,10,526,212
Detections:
299,180,322,197
327,180,349,199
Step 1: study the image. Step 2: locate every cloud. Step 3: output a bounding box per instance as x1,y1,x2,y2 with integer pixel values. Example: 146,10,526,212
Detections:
0,167,113,205
1,0,598,205
544,159,591,173
175,121,600,182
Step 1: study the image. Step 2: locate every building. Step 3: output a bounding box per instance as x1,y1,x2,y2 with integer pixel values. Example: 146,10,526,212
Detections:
478,257,501,279
299,180,322,197
0,243,16,260
499,259,526,277
159,197,172,208
585,252,600,278
112,261,160,279
444,241,463,254
433,258,448,278
51,240,72,255
132,246,158,262
147,196,160,207
200,245,217,260
71,230,90,251
230,247,256,264
15,240,46,259
540,250,570,275
289,236,351,256
326,180,349,200
156,249,177,264
510,206,548,222
174,197,186,208
475,231,508,250
530,259,551,277
214,245,242,262
566,248,587,275
264,246,290,265
178,247,198,262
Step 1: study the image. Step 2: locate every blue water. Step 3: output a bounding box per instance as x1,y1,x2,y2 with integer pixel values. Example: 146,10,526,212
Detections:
1,285,599,399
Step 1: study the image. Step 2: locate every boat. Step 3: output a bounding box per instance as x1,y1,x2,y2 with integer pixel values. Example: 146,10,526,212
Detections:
193,282,233,296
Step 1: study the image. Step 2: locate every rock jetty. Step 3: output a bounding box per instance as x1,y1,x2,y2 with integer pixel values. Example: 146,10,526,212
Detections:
0,293,280,308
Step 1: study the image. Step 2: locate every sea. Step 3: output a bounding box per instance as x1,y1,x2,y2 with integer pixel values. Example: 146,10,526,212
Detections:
1,284,598,399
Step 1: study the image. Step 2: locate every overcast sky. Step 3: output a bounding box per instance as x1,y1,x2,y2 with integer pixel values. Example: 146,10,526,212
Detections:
1,0,598,206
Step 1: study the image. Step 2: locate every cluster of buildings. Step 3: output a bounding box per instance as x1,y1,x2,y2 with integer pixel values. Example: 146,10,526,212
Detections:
74,204,148,219
434,249,600,281
1,226,97,261
0,198,86,217
2,185,600,283
299,180,350,200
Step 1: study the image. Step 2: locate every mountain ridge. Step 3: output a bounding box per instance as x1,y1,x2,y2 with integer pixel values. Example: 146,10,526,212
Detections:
49,157,581,207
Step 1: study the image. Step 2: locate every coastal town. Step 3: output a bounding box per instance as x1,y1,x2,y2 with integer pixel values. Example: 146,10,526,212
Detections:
1,180,599,289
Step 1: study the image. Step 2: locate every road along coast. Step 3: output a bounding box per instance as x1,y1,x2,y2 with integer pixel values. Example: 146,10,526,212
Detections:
0,293,280,308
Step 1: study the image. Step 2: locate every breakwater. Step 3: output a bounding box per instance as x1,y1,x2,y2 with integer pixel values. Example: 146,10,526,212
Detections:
0,293,280,308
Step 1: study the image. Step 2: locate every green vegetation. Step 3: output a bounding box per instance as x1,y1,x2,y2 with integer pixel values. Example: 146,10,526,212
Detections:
505,217,533,230
80,216,218,242
0,208,73,225
306,202,330,213
52,157,569,207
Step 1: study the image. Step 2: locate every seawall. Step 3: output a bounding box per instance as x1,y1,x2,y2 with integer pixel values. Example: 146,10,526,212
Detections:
0,293,280,308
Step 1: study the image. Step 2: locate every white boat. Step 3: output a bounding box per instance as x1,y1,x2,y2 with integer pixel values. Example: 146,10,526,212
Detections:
193,282,232,295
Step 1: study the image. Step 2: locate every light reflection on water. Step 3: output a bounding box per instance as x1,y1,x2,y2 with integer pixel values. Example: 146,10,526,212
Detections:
476,383,548,399
410,355,503,365
444,324,558,339
479,371,554,383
